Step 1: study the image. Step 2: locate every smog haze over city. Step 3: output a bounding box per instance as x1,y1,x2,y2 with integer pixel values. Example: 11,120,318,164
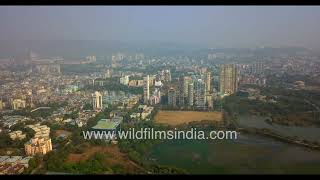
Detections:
1,7,320,48
1,6,320,175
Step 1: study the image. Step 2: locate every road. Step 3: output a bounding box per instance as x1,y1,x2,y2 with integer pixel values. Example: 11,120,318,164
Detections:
30,107,51,113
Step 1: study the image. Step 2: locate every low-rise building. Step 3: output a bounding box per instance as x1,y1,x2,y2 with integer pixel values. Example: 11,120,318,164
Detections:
19,157,32,168
120,75,130,85
128,80,144,87
2,115,29,128
110,110,124,118
138,105,147,112
11,99,26,110
0,156,10,164
120,96,139,109
26,124,50,138
131,105,154,120
6,164,25,174
0,163,25,175
140,106,154,120
4,156,23,165
91,117,123,140
0,164,12,174
130,113,140,119
8,131,26,140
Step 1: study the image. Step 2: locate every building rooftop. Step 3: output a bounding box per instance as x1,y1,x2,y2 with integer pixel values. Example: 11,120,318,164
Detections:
138,105,147,109
0,156,10,163
4,156,23,164
6,164,25,174
92,118,121,130
20,157,32,163
0,164,11,172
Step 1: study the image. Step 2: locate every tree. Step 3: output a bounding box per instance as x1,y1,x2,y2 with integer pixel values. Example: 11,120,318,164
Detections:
128,151,141,164
10,122,25,131
83,103,93,111
28,158,37,169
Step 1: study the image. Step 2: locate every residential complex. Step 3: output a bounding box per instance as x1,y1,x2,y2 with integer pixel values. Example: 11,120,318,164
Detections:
24,124,52,156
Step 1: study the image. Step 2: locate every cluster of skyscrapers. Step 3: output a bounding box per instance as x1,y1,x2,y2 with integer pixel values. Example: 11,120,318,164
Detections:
143,75,162,105
167,71,213,110
167,64,238,110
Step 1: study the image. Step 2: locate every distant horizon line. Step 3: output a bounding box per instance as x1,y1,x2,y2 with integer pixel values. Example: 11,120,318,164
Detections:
0,39,313,50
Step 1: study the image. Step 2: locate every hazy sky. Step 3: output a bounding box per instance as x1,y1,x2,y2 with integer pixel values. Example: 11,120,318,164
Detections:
1,6,320,48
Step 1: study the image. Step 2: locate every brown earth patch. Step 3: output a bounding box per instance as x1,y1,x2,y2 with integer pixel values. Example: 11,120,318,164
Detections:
154,110,223,126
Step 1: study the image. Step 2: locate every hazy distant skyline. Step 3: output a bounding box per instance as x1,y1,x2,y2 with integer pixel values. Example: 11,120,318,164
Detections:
1,6,320,49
